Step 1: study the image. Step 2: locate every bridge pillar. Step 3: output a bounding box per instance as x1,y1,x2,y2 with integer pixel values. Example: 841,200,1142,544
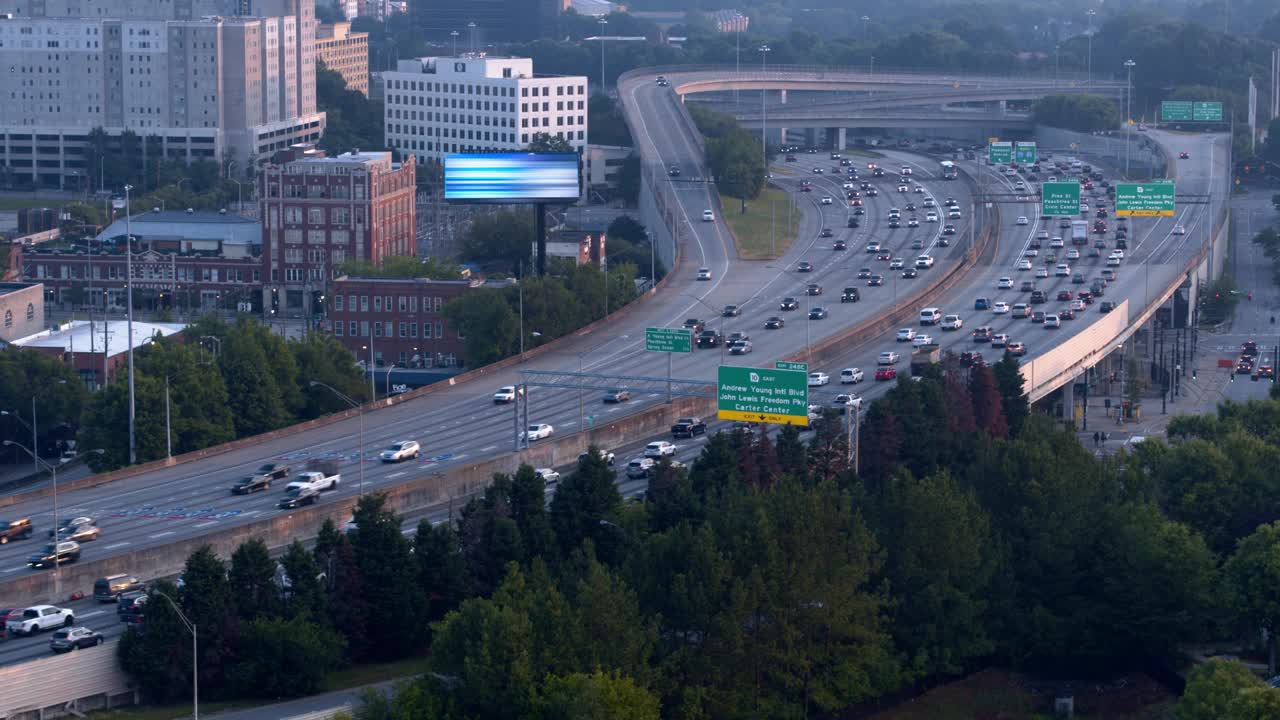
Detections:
999,99,1008,115
779,89,787,104
835,127,847,150
804,128,817,147
778,127,789,145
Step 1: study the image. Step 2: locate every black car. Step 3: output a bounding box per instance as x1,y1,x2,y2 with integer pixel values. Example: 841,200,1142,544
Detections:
853,207,866,216
256,463,290,480
682,318,705,334
819,228,834,238
697,330,721,348
857,267,873,279
780,297,800,311
28,541,80,568
602,389,631,403
279,485,320,509
806,283,823,296
902,268,918,279
832,240,847,251
117,592,147,623
841,287,861,303
808,307,828,320
847,217,860,228
868,275,885,286
722,304,741,317
765,316,785,329
668,166,680,177
797,261,814,273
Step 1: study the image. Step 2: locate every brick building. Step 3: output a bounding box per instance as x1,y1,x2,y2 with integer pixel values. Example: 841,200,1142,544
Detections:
11,319,185,390
327,276,475,369
20,210,262,314
259,147,417,319
316,22,370,97
0,282,44,343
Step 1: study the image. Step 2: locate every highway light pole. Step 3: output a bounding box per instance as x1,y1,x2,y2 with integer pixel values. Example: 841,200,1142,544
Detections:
124,185,136,465
3,442,102,602
152,590,198,720
1124,59,1136,178
1086,9,1096,87
861,15,870,42
309,381,365,496
467,21,477,54
597,18,608,93
450,30,459,56
759,45,771,173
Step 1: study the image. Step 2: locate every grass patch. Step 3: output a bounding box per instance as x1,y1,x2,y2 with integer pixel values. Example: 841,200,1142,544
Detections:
0,196,70,211
720,185,800,260
86,655,430,719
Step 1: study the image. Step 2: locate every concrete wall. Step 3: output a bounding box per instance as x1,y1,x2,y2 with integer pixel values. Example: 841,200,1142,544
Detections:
1023,300,1131,403
0,640,136,719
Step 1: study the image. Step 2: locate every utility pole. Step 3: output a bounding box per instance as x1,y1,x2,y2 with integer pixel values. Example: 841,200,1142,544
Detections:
124,185,136,465
759,45,771,173
597,17,608,93
1124,59,1136,177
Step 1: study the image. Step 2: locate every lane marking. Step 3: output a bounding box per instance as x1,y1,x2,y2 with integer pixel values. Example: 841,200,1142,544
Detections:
194,521,218,529
104,542,130,550
149,531,175,539
2,566,23,573
388,471,406,479
452,454,468,461
79,610,105,620
480,445,497,452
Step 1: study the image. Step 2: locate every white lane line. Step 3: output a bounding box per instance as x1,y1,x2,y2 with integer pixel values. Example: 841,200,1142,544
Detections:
104,542,131,550
149,531,175,539
2,566,23,573
388,471,406,479
79,610,105,620
480,445,497,452
452,454,468,461
242,511,261,518
194,521,218,529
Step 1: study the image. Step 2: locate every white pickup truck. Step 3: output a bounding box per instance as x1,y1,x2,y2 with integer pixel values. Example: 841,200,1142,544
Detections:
285,460,340,493
7,605,75,636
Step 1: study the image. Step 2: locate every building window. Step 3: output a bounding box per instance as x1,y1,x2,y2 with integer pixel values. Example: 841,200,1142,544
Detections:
308,207,324,225
410,322,418,337
350,320,358,336
373,296,382,311
334,294,343,311
423,321,433,339
334,322,344,337
25,303,34,321
3,310,10,328
374,322,383,337
398,321,406,338
360,295,369,311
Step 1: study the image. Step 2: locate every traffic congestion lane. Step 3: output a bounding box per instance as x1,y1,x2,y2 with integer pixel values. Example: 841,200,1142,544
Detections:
0,150,974,581
0,595,129,667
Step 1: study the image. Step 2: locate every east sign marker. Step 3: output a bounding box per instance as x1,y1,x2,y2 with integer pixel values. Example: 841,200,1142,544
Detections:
1115,181,1176,217
717,366,809,426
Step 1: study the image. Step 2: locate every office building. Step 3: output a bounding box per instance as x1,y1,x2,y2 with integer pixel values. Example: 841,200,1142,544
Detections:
259,146,417,318
316,22,369,96
320,0,359,19
0,0,323,188
408,0,559,42
328,275,473,368
383,55,588,165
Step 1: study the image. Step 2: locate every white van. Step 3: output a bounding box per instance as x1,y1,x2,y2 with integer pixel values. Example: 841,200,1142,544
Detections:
919,307,942,326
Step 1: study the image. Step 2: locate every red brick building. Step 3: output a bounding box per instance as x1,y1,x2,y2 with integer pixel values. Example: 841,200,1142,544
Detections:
259,147,417,319
327,276,475,369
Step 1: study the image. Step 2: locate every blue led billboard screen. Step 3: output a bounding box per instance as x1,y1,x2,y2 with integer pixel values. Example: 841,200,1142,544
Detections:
443,152,581,202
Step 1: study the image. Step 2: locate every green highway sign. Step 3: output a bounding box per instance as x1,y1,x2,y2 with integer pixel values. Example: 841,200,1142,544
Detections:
1161,100,1193,122
1014,142,1037,164
1193,101,1223,122
645,327,692,353
717,365,809,426
775,360,808,373
988,141,1013,164
1041,181,1081,217
1115,181,1176,217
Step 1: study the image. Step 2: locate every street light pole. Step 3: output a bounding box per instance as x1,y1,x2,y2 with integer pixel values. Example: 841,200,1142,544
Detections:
124,184,136,465
165,376,172,459
1124,59,1136,178
759,45,771,173
861,15,870,42
152,590,198,720
598,18,608,93
467,21,477,54
309,381,365,496
1086,9,1096,87
734,25,740,108
450,30,459,56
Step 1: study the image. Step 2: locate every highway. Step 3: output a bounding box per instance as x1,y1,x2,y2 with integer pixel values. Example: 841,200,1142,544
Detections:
0,67,1225,665
0,107,978,605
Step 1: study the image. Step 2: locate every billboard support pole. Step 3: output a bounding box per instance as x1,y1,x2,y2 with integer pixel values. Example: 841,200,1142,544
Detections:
536,202,547,276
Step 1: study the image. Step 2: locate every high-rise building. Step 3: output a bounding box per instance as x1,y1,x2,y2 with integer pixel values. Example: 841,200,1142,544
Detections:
0,0,323,189
259,146,416,318
409,0,559,43
383,55,587,166
316,22,369,96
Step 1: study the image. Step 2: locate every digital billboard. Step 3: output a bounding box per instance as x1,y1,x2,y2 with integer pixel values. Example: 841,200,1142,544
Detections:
443,152,580,202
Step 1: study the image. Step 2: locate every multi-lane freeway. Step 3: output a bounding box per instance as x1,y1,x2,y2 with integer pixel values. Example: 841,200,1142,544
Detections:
0,67,1228,672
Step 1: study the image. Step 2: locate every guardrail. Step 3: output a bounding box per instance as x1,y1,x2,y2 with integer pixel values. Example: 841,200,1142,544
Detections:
619,63,1113,84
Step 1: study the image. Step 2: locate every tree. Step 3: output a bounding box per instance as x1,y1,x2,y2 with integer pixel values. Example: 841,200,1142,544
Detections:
1262,117,1280,165
349,494,422,659
230,538,280,621
179,546,242,697
338,255,461,280
1179,658,1268,720
992,353,1029,436
316,63,385,155
292,332,369,419
220,330,290,437
459,208,536,265
280,540,326,621
1126,355,1146,415
415,520,470,623
117,580,194,702
1032,94,1122,133
443,288,520,367
327,533,372,661
0,347,86,459
969,364,1009,438
528,132,575,153
232,616,345,698
550,449,625,561
1224,521,1280,676
535,671,660,720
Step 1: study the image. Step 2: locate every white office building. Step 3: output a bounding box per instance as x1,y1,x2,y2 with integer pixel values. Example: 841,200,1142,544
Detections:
382,55,588,165
0,0,324,189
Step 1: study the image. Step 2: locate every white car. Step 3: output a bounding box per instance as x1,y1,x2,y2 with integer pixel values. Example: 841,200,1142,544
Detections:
535,468,561,485
991,333,1009,347
520,423,555,442
1016,216,1029,225
1036,266,1049,278
701,209,714,222
625,457,655,478
840,368,864,384
1017,259,1033,271
898,184,909,192
1037,230,1050,240
915,255,935,269
6,605,74,636
925,211,939,222
907,217,920,228
947,209,962,219
380,440,420,463
493,385,523,404
821,196,834,205
1107,254,1122,266
1172,224,1186,235
842,181,855,190
901,166,912,176
912,334,933,347
807,372,830,387
896,328,917,342
1055,263,1071,277
941,314,964,330
878,351,899,365
1066,248,1080,260
914,185,925,193
923,198,936,208
997,277,1014,289
889,257,905,269
992,301,1010,314
697,267,713,281
1044,314,1061,329
1050,237,1064,249
1024,248,1039,258
1111,249,1125,259
1071,299,1086,311
643,441,677,458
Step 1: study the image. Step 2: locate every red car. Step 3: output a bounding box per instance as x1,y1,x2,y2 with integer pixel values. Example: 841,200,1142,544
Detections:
1256,365,1275,379
1057,290,1073,301
875,367,898,381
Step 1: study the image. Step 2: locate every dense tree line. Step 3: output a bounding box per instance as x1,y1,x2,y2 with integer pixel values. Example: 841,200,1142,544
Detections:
1031,94,1123,133
687,105,767,201
80,316,367,471
0,348,87,465
119,353,1280,716
316,63,386,160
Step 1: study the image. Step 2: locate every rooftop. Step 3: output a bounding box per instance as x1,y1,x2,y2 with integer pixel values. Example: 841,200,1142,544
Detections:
96,211,261,246
125,210,257,226
0,282,40,295
12,320,185,358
